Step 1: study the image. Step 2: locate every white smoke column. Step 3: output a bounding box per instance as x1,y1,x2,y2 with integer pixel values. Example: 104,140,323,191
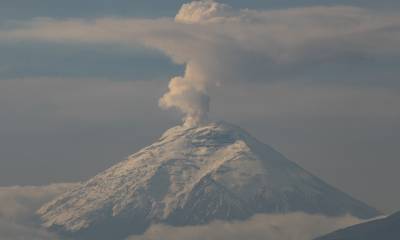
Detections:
159,62,210,127
159,0,232,127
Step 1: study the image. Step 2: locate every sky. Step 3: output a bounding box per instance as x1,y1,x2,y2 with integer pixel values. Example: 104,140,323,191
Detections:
0,0,399,217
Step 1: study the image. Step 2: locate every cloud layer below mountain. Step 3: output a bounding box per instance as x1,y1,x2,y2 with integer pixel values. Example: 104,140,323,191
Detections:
0,183,369,240
128,213,363,240
0,184,77,240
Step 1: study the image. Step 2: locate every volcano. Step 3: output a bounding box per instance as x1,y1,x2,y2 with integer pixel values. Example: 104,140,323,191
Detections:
38,121,379,239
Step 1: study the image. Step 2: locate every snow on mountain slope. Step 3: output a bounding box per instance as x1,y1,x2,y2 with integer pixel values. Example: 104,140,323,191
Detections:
37,121,379,239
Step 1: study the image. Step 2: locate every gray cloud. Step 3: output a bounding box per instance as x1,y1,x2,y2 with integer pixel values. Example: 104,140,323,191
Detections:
0,41,181,80
5,4,399,74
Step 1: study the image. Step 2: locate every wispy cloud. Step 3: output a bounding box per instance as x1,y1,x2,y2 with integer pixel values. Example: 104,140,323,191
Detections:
2,1,399,124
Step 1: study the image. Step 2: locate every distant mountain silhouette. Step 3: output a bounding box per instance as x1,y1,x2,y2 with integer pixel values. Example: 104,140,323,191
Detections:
316,211,400,240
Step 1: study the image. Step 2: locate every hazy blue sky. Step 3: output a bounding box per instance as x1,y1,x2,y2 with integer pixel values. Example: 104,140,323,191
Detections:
1,0,399,20
0,0,399,214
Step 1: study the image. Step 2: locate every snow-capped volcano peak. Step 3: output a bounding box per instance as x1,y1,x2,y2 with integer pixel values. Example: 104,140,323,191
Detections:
37,121,379,239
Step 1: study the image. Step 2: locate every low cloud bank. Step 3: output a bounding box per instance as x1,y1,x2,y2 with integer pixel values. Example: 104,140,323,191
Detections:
0,183,370,240
0,219,56,240
128,213,364,240
0,183,77,240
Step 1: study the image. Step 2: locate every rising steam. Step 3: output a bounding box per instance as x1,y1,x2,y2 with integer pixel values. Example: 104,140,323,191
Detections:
159,62,210,127
159,0,231,127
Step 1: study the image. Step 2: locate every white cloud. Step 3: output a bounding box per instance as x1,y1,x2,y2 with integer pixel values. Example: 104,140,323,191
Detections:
175,0,235,23
127,213,364,240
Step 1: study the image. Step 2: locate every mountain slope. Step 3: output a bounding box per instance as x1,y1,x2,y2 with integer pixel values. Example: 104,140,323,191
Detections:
37,121,379,239
316,211,400,240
